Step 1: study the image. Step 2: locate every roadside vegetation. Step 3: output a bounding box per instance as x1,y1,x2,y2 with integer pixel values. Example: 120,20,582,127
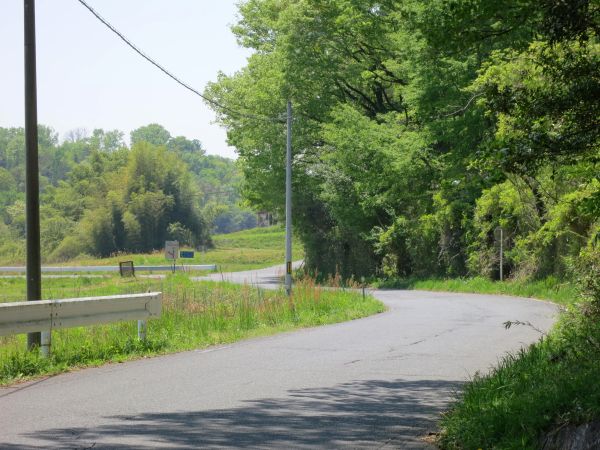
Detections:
374,276,577,306
438,249,600,448
439,304,600,449
205,0,598,290
0,274,383,385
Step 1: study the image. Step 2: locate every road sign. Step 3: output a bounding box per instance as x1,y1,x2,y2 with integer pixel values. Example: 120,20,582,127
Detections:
165,241,179,260
180,250,194,259
119,261,135,277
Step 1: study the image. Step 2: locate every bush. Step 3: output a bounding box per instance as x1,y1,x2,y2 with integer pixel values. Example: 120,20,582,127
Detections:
578,230,600,305
50,235,90,262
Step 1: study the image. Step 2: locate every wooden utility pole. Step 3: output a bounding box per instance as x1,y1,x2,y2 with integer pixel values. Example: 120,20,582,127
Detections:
24,0,42,350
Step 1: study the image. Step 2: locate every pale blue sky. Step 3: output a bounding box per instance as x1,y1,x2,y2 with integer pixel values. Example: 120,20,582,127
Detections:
0,0,251,158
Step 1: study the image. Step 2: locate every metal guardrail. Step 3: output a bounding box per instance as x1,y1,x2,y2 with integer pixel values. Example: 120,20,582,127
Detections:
0,265,217,273
0,292,162,337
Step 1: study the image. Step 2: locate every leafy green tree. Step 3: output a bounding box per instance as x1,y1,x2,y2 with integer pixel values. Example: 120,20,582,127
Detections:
167,136,204,155
130,123,171,147
90,129,125,152
0,124,254,261
204,0,598,281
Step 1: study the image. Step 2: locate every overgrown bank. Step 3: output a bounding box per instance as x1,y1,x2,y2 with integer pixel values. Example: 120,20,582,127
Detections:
438,249,600,448
0,274,383,385
374,276,577,306
438,300,600,449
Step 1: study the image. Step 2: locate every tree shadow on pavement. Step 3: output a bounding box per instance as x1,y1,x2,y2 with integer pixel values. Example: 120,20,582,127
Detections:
5,378,462,449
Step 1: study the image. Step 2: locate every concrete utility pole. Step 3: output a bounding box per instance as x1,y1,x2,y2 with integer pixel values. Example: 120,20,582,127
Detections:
285,100,292,296
24,0,42,350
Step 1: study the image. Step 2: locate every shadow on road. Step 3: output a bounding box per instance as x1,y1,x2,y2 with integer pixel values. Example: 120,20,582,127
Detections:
4,378,462,449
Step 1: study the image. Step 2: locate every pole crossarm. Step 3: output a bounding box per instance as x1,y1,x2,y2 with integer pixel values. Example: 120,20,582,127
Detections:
0,292,162,337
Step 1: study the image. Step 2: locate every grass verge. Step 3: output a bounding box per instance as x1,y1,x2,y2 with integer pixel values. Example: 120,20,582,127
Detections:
0,274,383,385
374,276,576,305
438,300,600,449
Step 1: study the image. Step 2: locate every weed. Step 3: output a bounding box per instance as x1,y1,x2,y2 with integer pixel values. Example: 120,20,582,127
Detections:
374,276,577,305
438,301,600,449
0,274,383,385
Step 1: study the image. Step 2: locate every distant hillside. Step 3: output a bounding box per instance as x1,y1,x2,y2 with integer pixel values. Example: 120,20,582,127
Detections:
0,123,257,262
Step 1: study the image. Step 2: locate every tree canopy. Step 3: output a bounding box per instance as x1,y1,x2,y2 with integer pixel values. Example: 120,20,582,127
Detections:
205,0,599,280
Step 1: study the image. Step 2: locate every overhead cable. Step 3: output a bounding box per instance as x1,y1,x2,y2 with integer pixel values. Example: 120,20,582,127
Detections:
76,0,285,124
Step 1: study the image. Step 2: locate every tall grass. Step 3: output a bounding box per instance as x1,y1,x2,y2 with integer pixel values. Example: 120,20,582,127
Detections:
0,274,384,385
374,276,577,305
438,301,600,448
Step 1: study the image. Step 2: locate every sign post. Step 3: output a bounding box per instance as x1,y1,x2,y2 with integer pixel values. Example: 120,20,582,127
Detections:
119,261,135,277
165,240,179,273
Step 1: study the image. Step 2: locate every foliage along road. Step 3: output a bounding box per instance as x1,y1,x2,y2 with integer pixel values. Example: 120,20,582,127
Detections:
0,264,557,449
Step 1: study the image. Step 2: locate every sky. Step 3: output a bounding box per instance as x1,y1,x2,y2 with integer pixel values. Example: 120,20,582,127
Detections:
0,0,252,158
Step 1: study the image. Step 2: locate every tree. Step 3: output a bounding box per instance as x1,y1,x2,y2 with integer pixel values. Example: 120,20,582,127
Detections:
130,123,171,147
204,0,598,281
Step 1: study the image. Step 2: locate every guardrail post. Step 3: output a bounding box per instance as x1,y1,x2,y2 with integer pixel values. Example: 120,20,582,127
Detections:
40,330,51,357
137,319,147,341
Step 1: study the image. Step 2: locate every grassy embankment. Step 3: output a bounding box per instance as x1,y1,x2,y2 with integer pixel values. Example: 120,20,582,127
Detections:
0,226,304,273
384,273,600,447
438,300,600,449
0,227,382,385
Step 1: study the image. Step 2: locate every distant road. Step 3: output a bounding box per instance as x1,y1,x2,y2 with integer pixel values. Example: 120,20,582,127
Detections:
0,264,557,449
192,261,303,286
0,264,217,273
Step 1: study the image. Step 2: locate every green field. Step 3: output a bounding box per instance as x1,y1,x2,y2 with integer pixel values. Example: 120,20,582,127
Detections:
0,226,304,273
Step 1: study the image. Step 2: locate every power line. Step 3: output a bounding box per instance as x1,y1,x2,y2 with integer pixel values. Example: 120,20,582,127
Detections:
76,0,285,124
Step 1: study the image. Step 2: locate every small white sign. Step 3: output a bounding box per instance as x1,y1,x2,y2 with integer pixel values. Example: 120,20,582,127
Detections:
165,241,179,260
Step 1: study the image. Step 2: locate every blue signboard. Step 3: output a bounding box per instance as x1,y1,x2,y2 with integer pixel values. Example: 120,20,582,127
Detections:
179,250,195,259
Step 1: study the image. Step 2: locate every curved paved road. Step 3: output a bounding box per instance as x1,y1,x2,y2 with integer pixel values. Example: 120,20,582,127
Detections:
0,264,557,449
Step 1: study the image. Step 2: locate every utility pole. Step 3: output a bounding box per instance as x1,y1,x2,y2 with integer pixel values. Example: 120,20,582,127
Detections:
285,100,292,296
499,227,503,282
24,0,42,350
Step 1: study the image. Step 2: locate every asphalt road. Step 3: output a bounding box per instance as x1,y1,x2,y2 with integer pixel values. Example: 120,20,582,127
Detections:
0,264,557,449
